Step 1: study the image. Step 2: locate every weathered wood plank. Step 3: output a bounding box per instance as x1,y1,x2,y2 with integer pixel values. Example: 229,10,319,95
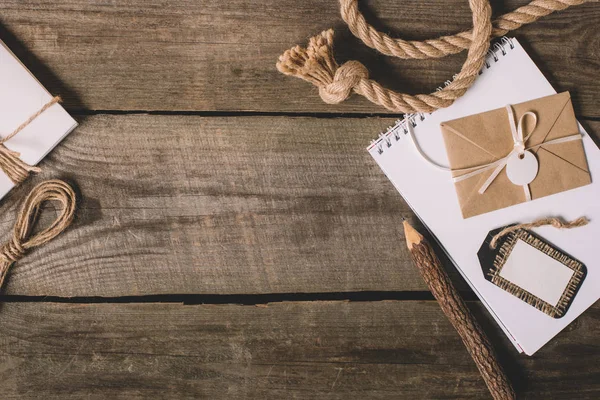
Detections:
0,0,598,116
0,300,597,399
0,117,597,297
0,114,425,296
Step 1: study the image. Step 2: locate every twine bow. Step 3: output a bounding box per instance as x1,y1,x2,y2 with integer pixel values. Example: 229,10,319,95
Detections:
0,96,61,185
453,106,537,200
0,179,76,289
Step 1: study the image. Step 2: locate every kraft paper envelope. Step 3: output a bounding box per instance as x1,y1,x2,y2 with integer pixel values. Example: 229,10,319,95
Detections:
440,92,591,218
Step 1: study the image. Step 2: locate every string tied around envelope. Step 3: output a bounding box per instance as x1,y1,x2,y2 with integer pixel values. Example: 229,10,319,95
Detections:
407,104,583,200
0,179,76,290
489,216,589,249
0,96,61,185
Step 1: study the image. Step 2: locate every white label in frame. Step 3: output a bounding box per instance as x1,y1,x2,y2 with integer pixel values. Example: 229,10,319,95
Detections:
499,239,574,306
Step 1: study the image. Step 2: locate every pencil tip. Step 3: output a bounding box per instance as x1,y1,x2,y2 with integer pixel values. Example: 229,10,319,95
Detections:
403,219,423,249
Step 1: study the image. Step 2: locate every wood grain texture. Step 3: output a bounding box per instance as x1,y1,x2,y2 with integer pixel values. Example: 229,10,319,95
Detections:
0,300,597,399
0,114,452,296
0,2,596,398
0,117,596,297
0,0,597,115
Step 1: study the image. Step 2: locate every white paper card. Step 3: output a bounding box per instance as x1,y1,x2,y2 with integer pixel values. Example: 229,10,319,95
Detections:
499,239,574,306
0,39,77,199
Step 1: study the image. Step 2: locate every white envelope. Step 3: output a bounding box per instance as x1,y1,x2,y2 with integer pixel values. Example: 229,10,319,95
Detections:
0,39,77,199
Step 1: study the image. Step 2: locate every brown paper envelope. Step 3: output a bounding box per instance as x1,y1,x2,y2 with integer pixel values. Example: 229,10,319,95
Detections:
440,92,591,218
513,92,590,200
441,107,526,218
453,165,526,218
514,92,578,149
531,147,591,199
441,110,513,170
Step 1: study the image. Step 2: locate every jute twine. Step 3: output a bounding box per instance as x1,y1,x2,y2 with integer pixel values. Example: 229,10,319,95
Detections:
277,0,593,113
0,179,76,289
0,96,61,185
490,216,588,249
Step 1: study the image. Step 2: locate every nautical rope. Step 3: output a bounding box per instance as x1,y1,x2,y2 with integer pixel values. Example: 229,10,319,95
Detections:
276,0,593,113
340,0,590,59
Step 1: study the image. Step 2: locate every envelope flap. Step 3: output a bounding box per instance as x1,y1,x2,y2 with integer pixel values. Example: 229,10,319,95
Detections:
541,140,590,172
440,108,514,170
529,146,591,199
514,91,588,172
513,92,576,147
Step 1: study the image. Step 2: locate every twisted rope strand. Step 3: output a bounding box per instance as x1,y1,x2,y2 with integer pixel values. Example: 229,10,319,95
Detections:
0,179,76,289
276,0,593,113
490,216,588,249
340,0,591,59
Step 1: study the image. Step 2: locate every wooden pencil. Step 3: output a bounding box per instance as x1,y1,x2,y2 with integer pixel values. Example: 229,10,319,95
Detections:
403,219,515,400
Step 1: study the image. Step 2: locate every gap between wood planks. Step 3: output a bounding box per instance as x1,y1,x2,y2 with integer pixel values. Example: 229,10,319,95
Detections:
70,110,600,122
71,109,415,119
0,291,479,305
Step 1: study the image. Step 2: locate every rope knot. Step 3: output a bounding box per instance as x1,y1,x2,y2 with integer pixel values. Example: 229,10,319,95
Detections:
319,60,368,104
277,0,587,113
277,29,368,104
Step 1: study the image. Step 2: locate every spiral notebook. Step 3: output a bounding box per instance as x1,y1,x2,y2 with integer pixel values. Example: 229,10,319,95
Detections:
368,38,600,355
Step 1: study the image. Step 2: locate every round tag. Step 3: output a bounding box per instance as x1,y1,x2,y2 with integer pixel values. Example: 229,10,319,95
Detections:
506,150,538,186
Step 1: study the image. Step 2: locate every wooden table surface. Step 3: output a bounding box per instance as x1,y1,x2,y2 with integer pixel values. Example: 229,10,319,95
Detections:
0,0,598,398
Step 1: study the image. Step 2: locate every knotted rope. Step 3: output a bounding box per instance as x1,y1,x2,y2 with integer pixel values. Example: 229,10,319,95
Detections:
276,0,592,113
0,179,76,289
0,96,61,185
490,216,588,249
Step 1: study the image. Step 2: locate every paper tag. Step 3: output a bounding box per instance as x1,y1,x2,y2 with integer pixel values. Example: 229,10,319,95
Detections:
506,151,538,186
499,240,574,306
478,226,586,318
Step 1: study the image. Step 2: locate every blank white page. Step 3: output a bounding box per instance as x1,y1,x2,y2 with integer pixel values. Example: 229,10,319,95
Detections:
368,38,600,355
0,40,77,200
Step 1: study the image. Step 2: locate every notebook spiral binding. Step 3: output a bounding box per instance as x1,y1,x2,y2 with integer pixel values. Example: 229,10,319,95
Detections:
371,37,515,155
